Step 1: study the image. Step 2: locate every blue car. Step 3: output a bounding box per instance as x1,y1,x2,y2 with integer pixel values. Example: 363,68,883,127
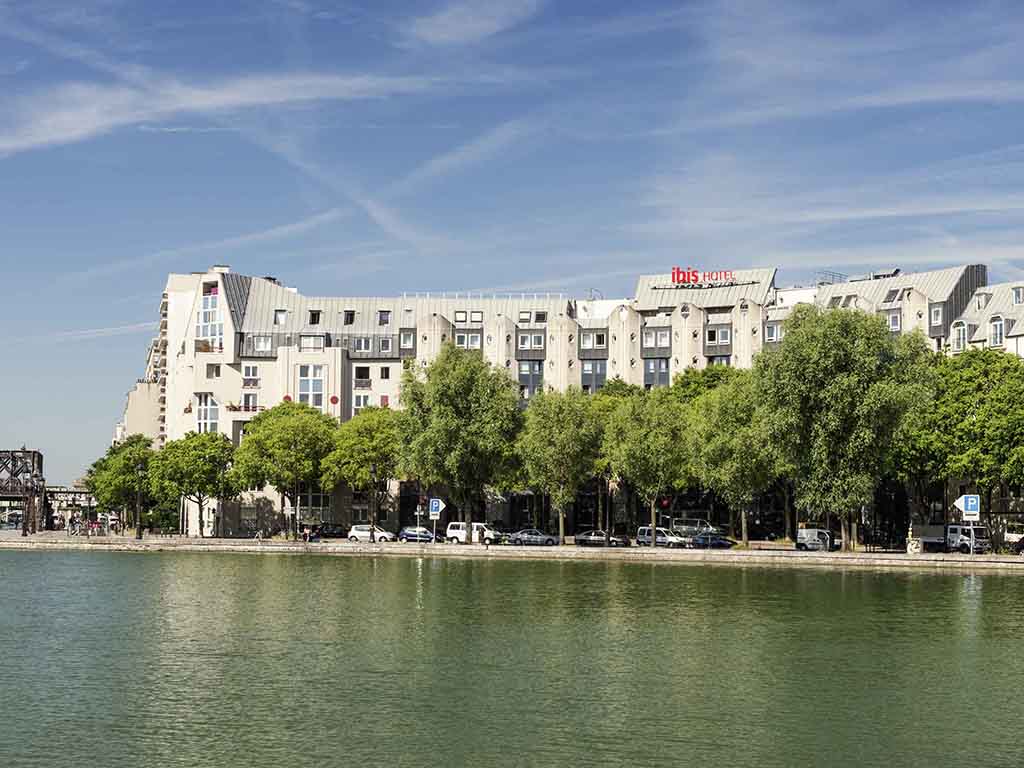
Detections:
690,533,736,549
398,526,435,543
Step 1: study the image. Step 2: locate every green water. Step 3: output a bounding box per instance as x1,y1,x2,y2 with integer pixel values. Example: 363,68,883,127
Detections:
1,551,1022,767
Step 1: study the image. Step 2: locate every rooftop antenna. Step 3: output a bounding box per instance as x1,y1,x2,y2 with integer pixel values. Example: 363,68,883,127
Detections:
815,270,848,286
587,288,605,301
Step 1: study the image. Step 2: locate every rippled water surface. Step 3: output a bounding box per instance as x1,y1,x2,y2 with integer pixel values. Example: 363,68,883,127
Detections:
2,551,1023,767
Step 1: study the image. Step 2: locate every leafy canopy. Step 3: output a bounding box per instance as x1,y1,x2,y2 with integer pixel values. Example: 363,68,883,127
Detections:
321,406,402,492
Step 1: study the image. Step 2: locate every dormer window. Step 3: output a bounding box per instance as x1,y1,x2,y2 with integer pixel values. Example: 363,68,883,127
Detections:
884,289,899,303
930,305,943,326
534,311,548,324
454,310,467,323
470,310,483,323
274,309,287,326
378,310,391,326
889,312,901,332
518,310,531,323
1014,287,1023,306
977,293,991,310
990,316,1004,347
308,310,321,326
343,310,355,325
828,297,842,308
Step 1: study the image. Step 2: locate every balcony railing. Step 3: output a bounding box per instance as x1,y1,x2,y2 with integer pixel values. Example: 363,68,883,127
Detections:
242,379,260,388
194,340,224,353
354,378,372,389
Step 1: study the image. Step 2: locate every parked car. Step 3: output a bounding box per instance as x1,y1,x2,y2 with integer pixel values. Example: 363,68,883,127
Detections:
690,533,737,549
348,524,393,543
6,512,22,528
636,526,687,548
511,528,557,546
317,524,349,539
446,521,501,545
796,528,839,551
398,526,435,543
575,530,630,547
672,517,721,536
486,522,512,544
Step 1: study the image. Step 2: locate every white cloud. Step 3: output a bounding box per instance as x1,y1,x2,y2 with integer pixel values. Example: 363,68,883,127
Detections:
0,73,440,155
390,118,537,195
406,0,543,45
69,207,348,280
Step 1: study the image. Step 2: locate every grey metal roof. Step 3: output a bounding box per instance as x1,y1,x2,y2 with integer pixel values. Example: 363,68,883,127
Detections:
815,265,972,308
239,277,575,334
221,273,252,330
633,268,777,309
952,282,1024,341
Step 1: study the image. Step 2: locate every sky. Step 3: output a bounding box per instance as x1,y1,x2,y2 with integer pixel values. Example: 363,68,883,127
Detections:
1,0,1024,483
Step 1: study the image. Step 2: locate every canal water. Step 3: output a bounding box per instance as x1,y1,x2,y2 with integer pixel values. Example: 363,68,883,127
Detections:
1,551,1022,767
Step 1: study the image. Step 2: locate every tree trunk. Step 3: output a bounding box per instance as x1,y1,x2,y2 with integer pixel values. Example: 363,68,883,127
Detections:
649,497,658,547
558,507,565,545
465,492,474,544
841,516,852,552
196,495,205,538
741,506,749,547
783,484,793,542
604,478,611,546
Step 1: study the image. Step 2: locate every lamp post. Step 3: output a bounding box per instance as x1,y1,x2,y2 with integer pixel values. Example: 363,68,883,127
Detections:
369,463,377,543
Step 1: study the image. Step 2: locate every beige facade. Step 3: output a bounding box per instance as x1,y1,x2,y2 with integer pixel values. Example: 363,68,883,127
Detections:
114,261,1002,534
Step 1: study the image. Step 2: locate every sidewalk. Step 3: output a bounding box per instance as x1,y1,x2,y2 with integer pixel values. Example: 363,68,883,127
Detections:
4,530,1024,573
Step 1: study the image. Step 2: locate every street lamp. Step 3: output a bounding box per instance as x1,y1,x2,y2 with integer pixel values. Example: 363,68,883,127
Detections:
136,459,145,540
369,463,377,543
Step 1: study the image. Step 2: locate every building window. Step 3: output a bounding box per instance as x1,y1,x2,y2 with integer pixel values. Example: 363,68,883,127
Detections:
456,332,468,348
828,296,842,308
889,312,901,332
518,334,530,349
196,394,218,433
534,311,547,323
379,337,392,353
196,284,224,350
656,330,670,347
842,295,856,308
454,310,467,323
308,310,321,326
300,335,324,352
594,332,606,348
718,328,731,345
990,317,1004,347
354,337,371,352
253,335,271,353
765,324,777,342
952,323,966,352
532,333,543,348
380,395,390,407
206,363,221,379
242,393,258,412
354,394,370,415
468,333,481,349
642,330,655,347
706,328,718,345
400,331,414,349
581,332,594,350
380,366,390,380
299,365,324,410
243,364,259,388
518,310,531,323
274,309,287,326
583,361,593,374
930,306,943,326
378,310,391,326
884,289,899,303
470,310,483,323
1013,288,1024,306
355,366,370,384
343,310,355,325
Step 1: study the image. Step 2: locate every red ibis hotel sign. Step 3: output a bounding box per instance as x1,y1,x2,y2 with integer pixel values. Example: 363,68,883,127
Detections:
671,267,737,285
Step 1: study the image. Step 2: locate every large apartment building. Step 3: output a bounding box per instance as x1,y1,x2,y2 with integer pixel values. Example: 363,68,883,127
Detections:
114,261,1014,534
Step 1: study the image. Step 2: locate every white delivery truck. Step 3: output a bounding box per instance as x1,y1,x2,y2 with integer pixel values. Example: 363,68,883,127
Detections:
907,523,991,554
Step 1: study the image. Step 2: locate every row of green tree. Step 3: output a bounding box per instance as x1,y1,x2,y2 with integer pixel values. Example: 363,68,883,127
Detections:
88,304,1024,548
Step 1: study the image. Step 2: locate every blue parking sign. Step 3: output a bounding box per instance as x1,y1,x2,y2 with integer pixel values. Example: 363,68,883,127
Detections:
965,495,980,513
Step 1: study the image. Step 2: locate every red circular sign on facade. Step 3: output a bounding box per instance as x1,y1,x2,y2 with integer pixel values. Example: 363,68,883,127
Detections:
330,395,339,405
283,395,292,402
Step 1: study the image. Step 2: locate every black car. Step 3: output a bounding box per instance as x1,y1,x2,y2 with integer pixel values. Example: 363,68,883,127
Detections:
317,524,349,539
575,530,630,547
690,533,737,549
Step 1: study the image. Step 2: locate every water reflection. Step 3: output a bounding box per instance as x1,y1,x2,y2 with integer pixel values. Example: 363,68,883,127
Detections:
1,552,1023,768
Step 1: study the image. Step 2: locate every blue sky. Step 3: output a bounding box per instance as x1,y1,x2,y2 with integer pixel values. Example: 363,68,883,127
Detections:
1,0,1023,482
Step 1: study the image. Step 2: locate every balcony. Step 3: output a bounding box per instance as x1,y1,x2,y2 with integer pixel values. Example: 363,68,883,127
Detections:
194,340,224,354
354,378,372,390
242,378,260,389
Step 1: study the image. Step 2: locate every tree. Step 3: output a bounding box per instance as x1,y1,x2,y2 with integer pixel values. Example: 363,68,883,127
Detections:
84,434,157,534
232,401,339,540
692,371,777,546
517,388,602,544
321,406,401,541
756,304,931,550
400,344,522,543
603,387,694,544
591,383,641,544
671,365,742,403
149,431,235,537
930,349,1024,527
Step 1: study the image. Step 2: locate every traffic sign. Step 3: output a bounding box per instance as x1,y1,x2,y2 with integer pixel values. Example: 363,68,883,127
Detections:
429,497,445,520
954,494,981,521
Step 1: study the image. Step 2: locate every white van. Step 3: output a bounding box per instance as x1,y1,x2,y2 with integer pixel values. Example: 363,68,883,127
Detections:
636,526,687,548
446,521,499,545
796,528,839,551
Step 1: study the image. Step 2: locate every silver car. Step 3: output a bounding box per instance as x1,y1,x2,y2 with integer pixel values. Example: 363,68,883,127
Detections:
511,528,557,546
